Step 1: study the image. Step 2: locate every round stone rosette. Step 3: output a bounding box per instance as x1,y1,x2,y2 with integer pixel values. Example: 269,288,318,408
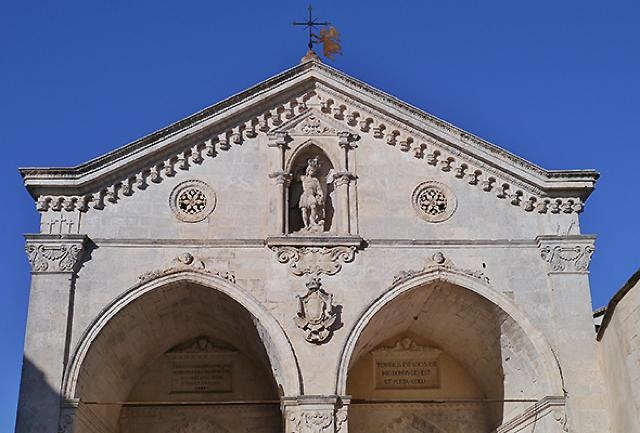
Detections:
411,181,457,223
169,180,216,223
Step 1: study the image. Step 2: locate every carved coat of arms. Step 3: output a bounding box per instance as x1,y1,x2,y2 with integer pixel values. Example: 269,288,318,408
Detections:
294,278,337,344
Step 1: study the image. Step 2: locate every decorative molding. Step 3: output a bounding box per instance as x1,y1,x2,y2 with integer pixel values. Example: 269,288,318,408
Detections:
169,179,216,223
273,246,356,276
294,278,338,344
538,236,595,274
25,234,88,274
283,395,347,433
372,337,442,356
411,181,457,223
491,395,566,433
392,252,490,286
138,252,236,283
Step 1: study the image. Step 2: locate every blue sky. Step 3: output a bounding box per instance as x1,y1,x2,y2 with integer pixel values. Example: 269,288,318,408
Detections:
1,0,638,430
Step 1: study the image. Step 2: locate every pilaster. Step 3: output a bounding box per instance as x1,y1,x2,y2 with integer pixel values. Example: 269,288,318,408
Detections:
16,234,89,433
536,235,610,433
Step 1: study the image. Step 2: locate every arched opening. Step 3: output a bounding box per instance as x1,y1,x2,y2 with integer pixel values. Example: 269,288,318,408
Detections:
287,143,335,234
67,275,296,433
341,276,563,433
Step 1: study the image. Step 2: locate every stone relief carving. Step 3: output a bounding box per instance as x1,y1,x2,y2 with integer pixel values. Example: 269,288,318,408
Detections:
25,241,85,273
392,252,490,285
290,411,335,433
273,246,356,276
412,181,457,223
297,114,338,135
539,244,594,273
294,278,337,344
169,179,216,223
298,157,326,232
373,337,441,355
138,253,235,284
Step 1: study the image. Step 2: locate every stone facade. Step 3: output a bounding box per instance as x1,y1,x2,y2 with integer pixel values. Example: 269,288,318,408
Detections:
597,270,640,433
15,59,617,433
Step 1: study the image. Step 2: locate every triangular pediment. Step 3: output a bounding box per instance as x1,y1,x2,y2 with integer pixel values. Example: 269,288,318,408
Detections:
20,60,597,215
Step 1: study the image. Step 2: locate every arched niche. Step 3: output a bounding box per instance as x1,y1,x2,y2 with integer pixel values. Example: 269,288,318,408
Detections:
286,143,336,234
63,271,301,433
338,272,565,433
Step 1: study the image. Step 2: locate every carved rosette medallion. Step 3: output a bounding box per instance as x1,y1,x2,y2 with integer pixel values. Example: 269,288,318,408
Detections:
169,179,216,223
411,181,457,223
540,244,594,273
25,236,87,274
273,246,356,276
294,278,337,344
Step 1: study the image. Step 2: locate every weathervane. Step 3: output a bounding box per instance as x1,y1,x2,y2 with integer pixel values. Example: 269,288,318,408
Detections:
292,4,342,60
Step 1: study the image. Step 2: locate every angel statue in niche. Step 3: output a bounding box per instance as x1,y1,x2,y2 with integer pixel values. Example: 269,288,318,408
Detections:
298,157,326,232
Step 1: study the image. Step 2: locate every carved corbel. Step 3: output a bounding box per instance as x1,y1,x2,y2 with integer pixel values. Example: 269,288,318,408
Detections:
25,234,89,274
272,245,357,276
283,396,349,433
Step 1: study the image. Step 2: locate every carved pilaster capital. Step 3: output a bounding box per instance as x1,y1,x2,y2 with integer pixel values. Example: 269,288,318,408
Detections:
268,131,290,148
24,234,89,274
269,171,294,186
282,396,350,433
537,235,596,274
338,131,359,148
333,171,356,187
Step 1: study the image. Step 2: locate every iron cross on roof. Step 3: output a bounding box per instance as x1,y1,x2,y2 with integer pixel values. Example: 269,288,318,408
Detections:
292,4,342,59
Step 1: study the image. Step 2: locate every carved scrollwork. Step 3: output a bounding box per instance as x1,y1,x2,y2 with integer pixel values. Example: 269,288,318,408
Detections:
290,410,335,433
138,253,236,284
273,246,356,276
540,245,595,273
294,278,337,344
25,239,86,273
392,252,490,286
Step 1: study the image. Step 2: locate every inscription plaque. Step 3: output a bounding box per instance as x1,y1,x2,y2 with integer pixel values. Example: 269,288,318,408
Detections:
372,338,441,390
166,337,235,394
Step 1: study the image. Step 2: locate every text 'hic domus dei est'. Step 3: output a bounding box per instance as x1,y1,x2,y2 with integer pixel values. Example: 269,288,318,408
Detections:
17,54,618,433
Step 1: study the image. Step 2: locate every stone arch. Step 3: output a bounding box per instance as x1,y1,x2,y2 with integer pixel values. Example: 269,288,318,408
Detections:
63,269,301,403
337,269,565,432
337,270,563,398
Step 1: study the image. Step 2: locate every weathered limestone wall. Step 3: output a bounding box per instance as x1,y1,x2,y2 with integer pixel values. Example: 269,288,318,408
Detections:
598,271,640,433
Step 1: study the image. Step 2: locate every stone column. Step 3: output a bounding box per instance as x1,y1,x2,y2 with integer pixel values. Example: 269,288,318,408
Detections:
282,395,350,433
15,234,88,433
333,173,354,235
269,171,293,234
268,132,290,234
537,235,610,433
